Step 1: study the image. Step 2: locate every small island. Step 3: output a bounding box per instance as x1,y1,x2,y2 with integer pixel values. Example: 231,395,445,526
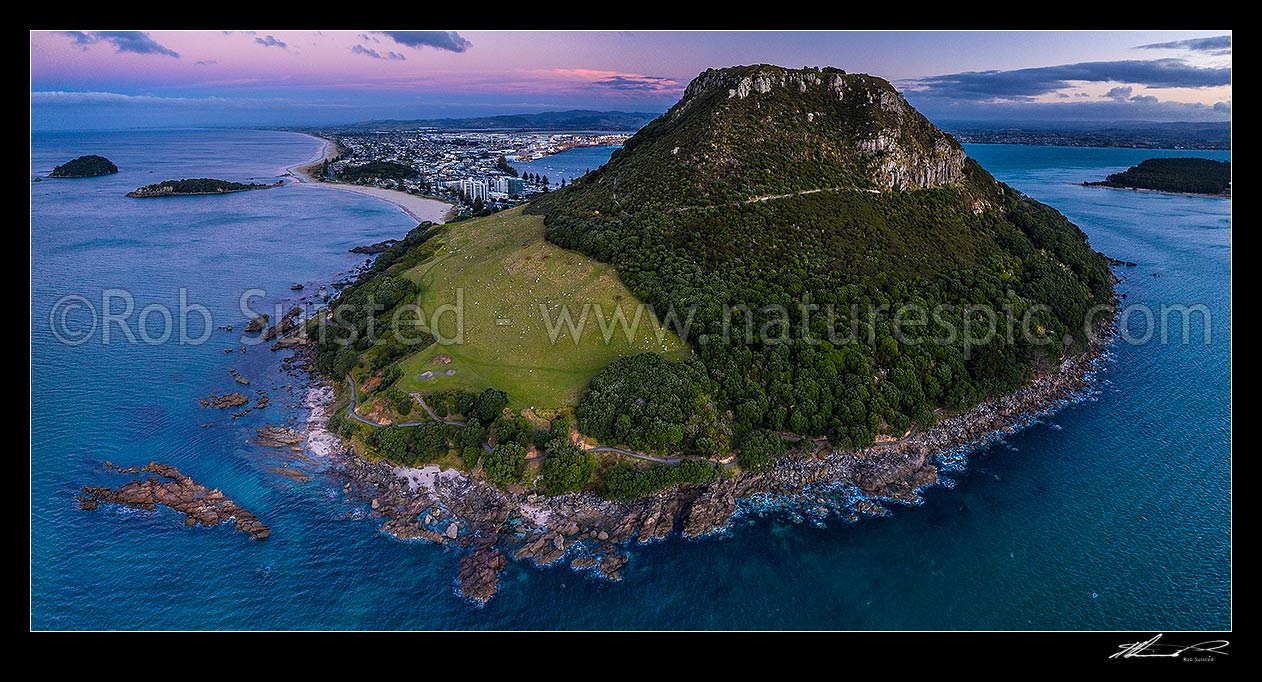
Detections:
1085,157,1231,197
127,178,281,198
49,154,118,178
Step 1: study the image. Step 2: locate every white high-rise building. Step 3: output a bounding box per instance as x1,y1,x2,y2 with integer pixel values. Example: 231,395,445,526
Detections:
493,176,526,195
458,179,488,202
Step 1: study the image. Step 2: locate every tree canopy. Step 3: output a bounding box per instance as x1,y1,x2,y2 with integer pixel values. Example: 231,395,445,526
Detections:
484,442,526,488
539,438,593,495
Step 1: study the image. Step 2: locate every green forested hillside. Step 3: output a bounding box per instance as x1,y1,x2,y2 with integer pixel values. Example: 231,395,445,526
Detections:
315,64,1115,477
531,65,1113,454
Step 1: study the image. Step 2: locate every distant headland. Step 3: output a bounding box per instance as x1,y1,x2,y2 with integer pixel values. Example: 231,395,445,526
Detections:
127,178,282,198
332,109,657,132
1084,157,1231,197
50,155,118,178
947,121,1230,151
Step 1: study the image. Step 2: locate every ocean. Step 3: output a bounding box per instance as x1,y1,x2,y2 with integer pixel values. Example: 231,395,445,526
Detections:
30,131,1230,630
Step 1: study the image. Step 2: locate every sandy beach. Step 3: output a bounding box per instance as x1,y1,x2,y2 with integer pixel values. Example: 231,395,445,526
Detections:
317,183,455,224
284,132,455,224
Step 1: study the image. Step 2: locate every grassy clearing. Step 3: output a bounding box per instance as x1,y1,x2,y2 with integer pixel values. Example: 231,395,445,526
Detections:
394,206,690,409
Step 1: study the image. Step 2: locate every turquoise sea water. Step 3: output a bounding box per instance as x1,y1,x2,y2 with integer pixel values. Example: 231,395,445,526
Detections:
31,132,1230,630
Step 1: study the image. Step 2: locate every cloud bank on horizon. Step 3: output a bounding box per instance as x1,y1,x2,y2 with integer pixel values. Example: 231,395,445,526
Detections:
900,49,1231,122
1137,35,1232,54
30,30,1230,129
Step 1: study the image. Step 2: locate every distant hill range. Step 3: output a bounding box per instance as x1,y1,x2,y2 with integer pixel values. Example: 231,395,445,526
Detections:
944,121,1230,150
338,110,659,132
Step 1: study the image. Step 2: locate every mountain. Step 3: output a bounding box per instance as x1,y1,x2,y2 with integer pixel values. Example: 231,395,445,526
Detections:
534,66,994,211
531,65,1113,454
338,110,658,132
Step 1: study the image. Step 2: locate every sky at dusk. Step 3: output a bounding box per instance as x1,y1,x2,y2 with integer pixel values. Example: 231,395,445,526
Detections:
30,30,1231,130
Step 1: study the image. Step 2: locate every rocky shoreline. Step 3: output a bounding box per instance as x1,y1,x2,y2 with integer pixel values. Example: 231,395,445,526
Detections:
349,239,398,255
316,325,1113,603
1080,182,1231,199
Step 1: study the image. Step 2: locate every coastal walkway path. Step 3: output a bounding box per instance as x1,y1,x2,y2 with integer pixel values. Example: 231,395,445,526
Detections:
671,184,882,213
343,374,679,463
344,374,490,452
585,447,680,465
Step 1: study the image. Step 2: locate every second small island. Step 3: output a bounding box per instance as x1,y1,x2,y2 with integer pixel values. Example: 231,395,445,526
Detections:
1084,157,1230,197
127,178,282,198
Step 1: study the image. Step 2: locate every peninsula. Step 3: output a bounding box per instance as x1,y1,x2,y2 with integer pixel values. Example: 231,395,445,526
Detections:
286,134,455,224
305,65,1117,602
1084,157,1231,196
49,154,118,178
127,178,281,198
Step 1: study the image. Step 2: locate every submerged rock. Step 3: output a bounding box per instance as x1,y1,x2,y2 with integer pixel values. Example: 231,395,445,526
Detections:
254,425,303,448
271,466,313,482
202,392,248,409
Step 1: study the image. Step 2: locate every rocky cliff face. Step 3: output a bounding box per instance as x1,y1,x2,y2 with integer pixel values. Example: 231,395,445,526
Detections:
852,90,969,191
676,65,969,192
534,64,986,216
